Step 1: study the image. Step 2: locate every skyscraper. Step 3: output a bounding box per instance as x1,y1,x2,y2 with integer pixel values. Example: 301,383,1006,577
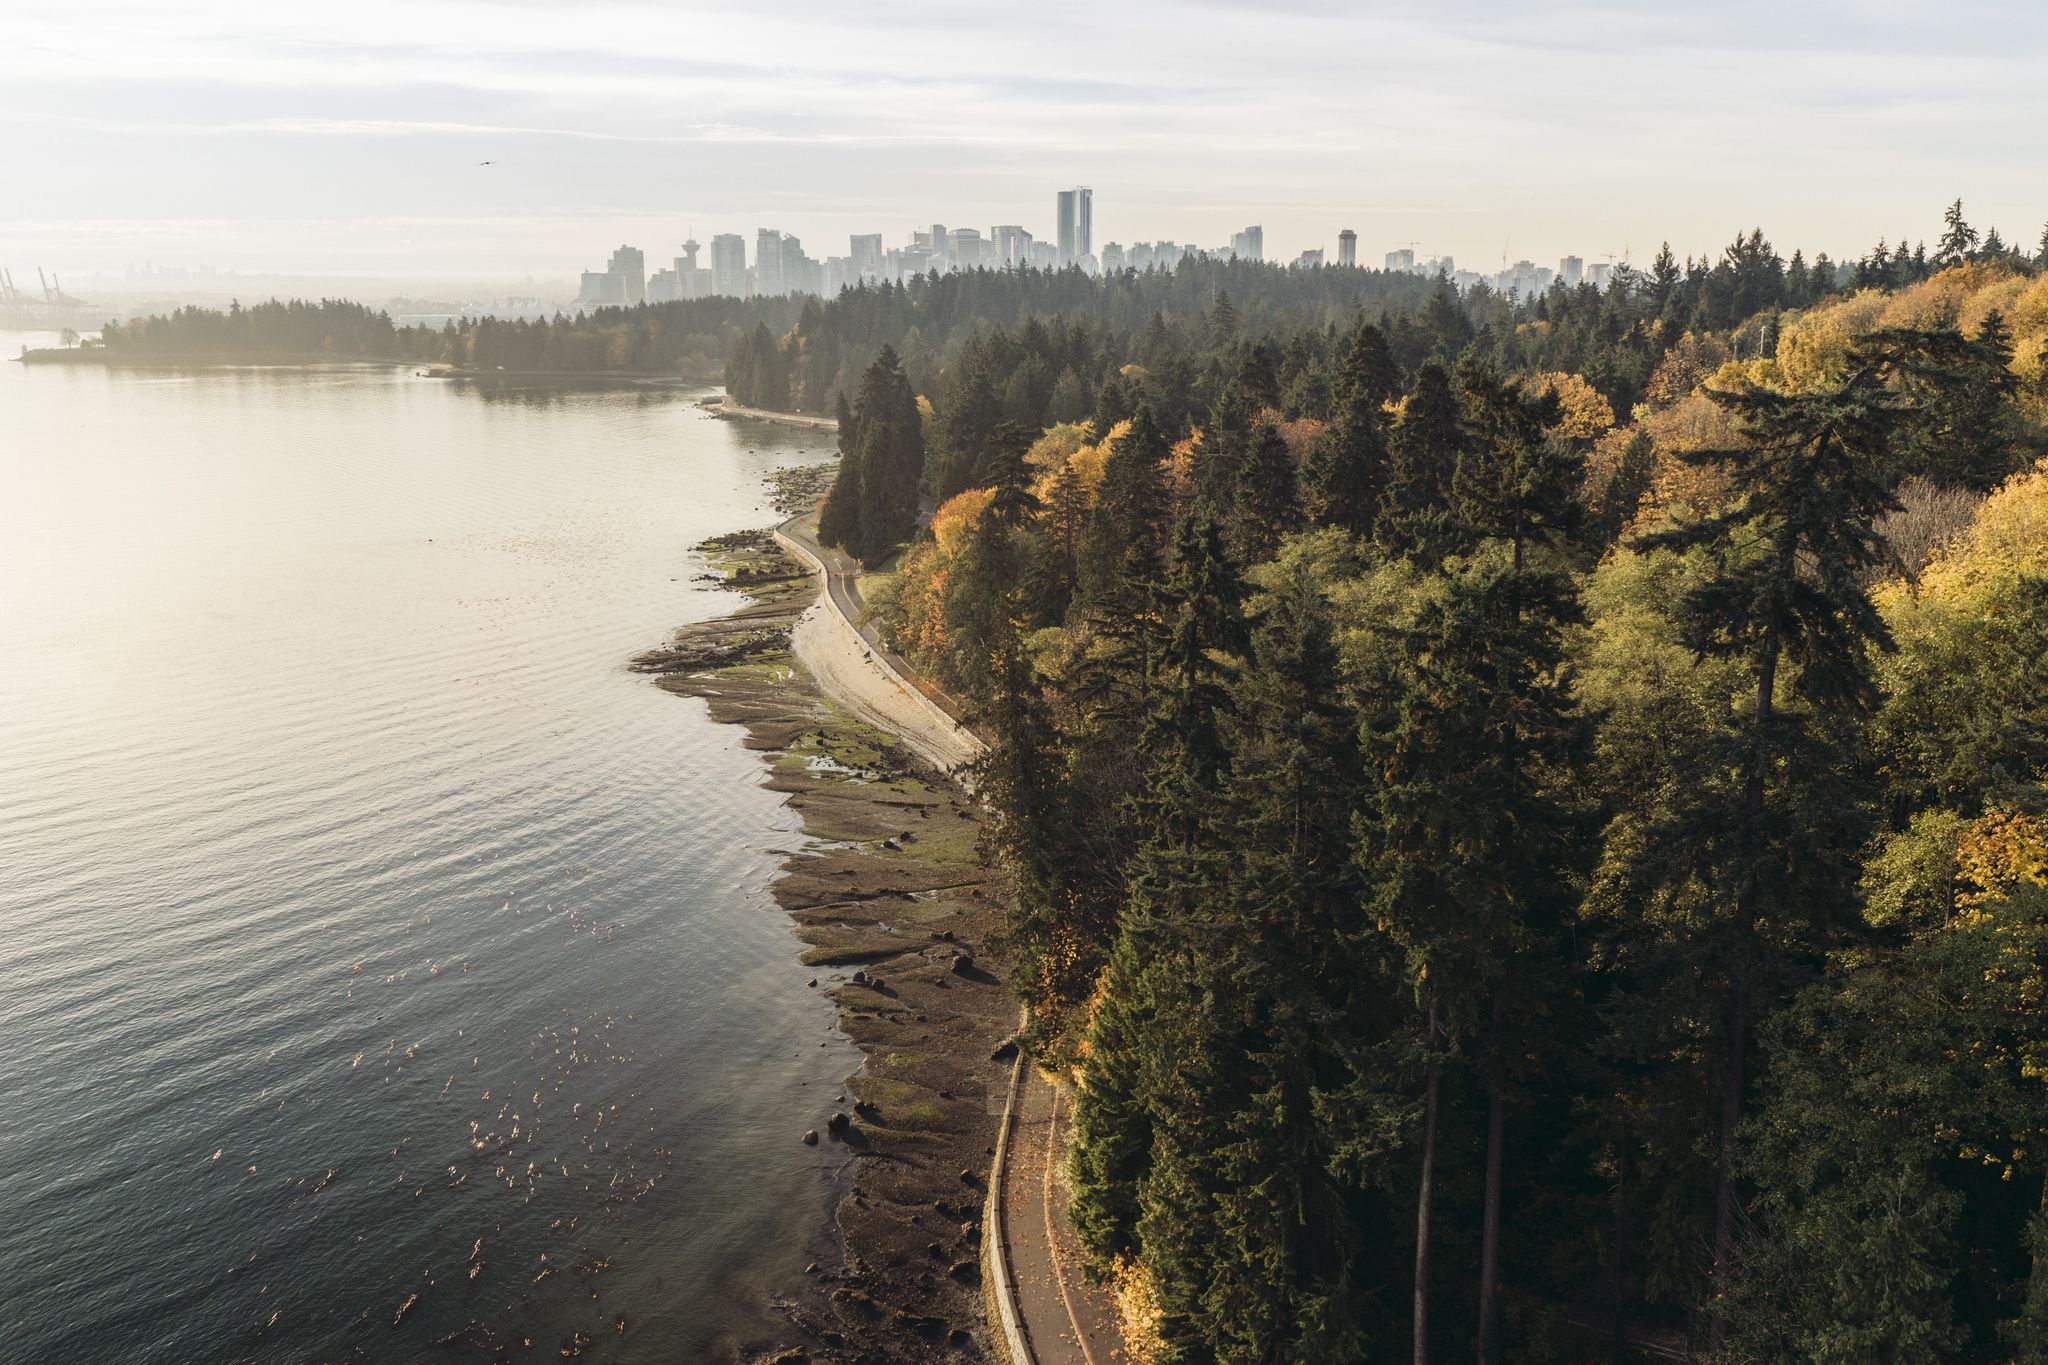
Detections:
849,233,884,280
1558,255,1585,287
993,225,1033,266
1056,187,1093,265
754,229,785,297
607,245,645,306
1338,229,1358,268
709,234,748,297
1231,226,1264,262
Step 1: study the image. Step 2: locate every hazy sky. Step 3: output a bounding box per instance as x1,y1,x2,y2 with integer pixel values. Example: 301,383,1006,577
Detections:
9,0,2048,285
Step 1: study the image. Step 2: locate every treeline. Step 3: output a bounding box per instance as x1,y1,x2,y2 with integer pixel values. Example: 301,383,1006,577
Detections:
822,210,2048,1360
100,298,401,357
97,295,808,373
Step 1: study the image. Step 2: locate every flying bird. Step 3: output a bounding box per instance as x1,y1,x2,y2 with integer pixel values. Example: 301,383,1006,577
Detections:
478,160,495,166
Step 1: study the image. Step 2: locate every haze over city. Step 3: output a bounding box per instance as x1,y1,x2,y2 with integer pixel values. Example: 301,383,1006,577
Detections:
10,0,2048,281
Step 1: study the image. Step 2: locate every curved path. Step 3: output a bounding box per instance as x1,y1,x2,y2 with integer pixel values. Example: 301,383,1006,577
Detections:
773,508,982,774
767,502,1121,1364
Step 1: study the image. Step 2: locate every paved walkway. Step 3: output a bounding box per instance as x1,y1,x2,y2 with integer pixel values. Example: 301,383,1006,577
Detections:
774,509,983,774
1000,1067,1125,1363
764,493,1120,1364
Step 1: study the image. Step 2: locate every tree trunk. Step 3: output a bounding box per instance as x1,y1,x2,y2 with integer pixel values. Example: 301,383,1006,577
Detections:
1706,980,1746,1351
1708,630,1778,1349
1414,997,1441,1365
1612,1139,1631,1359
1477,1084,1505,1364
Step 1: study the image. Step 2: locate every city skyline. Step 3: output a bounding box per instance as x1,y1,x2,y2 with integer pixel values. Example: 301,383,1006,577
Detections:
9,2,2048,279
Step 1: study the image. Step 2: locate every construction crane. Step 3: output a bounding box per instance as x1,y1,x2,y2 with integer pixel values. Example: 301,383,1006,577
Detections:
0,265,97,327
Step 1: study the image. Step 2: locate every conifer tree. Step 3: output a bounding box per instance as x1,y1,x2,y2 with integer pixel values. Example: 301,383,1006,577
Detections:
1861,322,2024,491
1194,566,1373,1362
1231,419,1301,563
1938,199,1980,267
930,340,1003,500
1631,341,1905,1344
1380,360,1464,564
1304,320,1398,536
819,345,925,565
1070,514,1246,1296
816,389,863,550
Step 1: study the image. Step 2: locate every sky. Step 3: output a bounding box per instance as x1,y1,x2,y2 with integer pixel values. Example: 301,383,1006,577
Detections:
7,0,2048,288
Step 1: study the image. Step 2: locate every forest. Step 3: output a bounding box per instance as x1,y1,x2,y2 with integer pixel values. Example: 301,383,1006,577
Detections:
811,205,2048,1362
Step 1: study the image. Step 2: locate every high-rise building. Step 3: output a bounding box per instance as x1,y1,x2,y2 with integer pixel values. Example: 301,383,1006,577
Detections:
993,225,1033,267
1294,249,1325,268
1100,242,1126,273
1588,261,1613,290
947,227,986,269
575,269,623,309
709,234,748,297
754,229,786,297
1494,260,1552,297
1231,226,1264,262
1558,255,1585,288
1338,229,1357,268
607,245,645,306
849,233,884,280
1056,187,1093,264
1386,247,1416,273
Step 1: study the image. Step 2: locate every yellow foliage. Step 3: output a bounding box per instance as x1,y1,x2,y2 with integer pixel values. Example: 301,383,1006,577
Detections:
1110,1257,1164,1365
1956,811,2048,912
1889,458,2048,612
1645,331,1732,408
1118,362,1149,381
1531,371,1615,440
1784,264,2048,402
929,486,994,554
1069,438,1112,493
1026,419,1126,506
1026,423,1090,471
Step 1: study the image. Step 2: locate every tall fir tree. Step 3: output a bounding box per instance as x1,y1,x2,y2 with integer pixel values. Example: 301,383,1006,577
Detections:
1631,340,1905,1345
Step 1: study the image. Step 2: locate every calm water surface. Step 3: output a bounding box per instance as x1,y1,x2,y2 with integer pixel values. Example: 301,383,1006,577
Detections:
0,342,853,1361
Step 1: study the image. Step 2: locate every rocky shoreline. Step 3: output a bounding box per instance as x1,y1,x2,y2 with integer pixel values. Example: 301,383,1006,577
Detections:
632,495,1015,1363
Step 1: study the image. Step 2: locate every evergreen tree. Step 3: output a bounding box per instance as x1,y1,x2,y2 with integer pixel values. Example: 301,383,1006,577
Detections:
1070,515,1247,1307
1380,360,1464,564
816,389,864,550
931,340,1003,500
1231,419,1301,563
819,345,925,565
1937,198,1980,267
1631,341,1905,1344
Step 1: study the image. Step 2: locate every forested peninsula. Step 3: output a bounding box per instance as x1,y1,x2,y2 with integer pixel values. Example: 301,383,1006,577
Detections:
806,208,2048,1363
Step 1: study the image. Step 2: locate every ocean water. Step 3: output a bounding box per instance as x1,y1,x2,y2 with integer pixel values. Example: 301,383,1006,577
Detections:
0,344,853,1362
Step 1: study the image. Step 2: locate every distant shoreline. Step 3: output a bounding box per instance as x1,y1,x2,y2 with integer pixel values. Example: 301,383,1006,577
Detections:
10,349,723,388
704,395,840,431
